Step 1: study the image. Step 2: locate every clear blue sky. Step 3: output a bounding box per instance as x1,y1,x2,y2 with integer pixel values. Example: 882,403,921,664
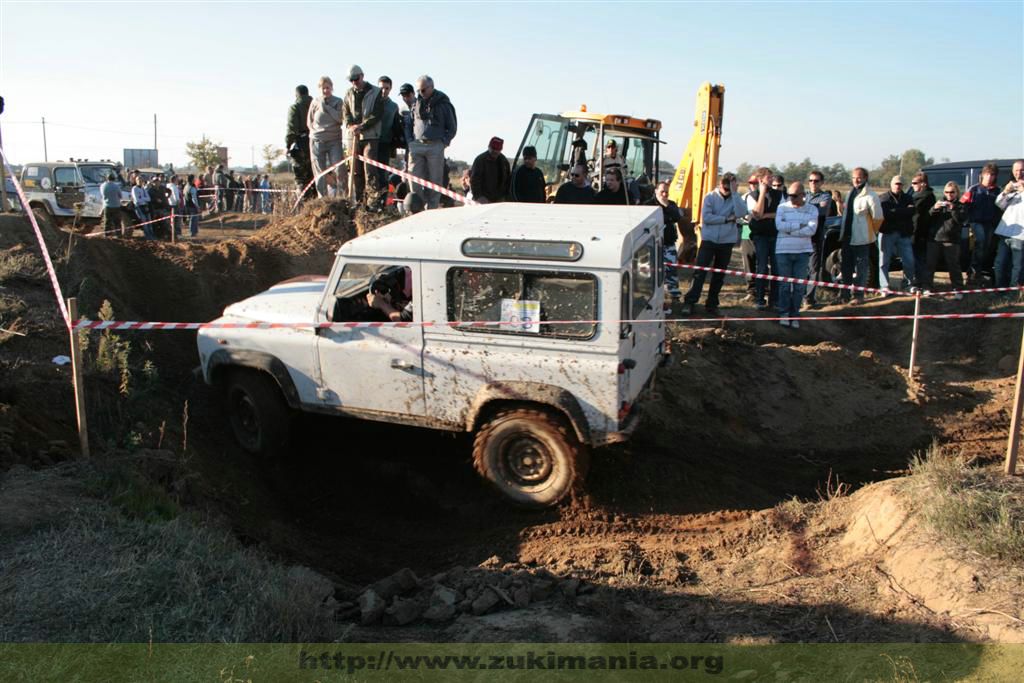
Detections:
2,1,1022,173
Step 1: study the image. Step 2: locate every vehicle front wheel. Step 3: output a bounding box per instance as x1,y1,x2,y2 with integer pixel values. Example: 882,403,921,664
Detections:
472,408,589,508
224,370,291,459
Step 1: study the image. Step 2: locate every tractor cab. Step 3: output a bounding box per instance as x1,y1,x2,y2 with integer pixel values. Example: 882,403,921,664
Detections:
511,108,663,200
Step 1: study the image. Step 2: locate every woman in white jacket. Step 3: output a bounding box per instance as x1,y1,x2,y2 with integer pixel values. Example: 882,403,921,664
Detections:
774,182,819,328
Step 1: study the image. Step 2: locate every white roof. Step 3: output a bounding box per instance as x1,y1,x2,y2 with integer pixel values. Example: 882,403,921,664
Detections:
338,203,662,267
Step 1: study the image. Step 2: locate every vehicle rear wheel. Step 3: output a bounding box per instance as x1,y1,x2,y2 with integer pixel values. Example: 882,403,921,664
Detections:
224,370,291,459
472,408,589,508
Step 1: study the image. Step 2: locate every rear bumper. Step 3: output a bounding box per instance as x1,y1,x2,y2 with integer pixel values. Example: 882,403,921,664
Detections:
593,368,656,447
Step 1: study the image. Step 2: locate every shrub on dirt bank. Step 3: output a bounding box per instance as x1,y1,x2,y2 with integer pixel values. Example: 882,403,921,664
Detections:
0,463,340,642
909,447,1024,565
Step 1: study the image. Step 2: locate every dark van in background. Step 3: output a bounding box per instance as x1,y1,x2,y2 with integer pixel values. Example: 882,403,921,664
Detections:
921,159,1019,196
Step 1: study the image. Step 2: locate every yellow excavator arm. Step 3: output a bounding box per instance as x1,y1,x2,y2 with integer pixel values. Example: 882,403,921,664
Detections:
667,82,725,232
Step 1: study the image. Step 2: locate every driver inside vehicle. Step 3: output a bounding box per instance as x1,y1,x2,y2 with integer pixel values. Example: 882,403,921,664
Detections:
366,268,413,322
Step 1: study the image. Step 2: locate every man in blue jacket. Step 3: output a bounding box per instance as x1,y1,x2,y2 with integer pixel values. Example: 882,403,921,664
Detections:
962,162,1004,283
680,173,747,316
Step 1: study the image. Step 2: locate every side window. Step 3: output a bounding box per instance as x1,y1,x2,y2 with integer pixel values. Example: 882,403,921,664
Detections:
631,238,655,318
448,268,597,339
331,263,413,323
54,167,79,188
22,166,43,189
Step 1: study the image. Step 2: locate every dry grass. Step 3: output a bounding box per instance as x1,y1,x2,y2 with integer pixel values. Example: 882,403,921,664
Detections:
0,249,43,284
0,463,341,642
909,445,1024,566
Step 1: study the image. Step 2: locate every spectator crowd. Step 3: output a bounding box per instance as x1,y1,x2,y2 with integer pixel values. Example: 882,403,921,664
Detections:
95,64,1024,313
677,160,1024,324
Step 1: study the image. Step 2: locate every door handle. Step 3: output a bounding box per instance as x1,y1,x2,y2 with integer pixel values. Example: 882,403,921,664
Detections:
390,359,414,370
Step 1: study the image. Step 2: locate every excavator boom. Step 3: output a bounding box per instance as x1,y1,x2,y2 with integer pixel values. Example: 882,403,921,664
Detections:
667,82,725,230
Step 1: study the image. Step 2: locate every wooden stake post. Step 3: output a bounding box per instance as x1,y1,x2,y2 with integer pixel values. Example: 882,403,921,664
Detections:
68,298,90,458
1004,321,1024,475
908,290,922,382
349,132,359,201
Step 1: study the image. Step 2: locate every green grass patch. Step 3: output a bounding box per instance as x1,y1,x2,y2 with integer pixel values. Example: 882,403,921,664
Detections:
909,446,1024,565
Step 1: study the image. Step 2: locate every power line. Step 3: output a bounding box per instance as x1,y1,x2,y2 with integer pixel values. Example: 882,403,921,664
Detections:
6,119,276,149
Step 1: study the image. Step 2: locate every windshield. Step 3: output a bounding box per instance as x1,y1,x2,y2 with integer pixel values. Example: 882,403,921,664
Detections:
79,165,116,185
518,115,570,184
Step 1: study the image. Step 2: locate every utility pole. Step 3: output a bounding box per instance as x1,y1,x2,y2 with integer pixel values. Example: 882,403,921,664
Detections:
153,113,157,151
0,119,8,212
42,116,48,162
251,145,254,170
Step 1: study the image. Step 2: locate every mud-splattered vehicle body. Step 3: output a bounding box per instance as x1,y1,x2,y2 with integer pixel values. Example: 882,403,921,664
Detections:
198,203,665,506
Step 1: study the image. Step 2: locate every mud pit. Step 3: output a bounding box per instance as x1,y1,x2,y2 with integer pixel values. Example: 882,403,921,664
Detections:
1,205,1021,643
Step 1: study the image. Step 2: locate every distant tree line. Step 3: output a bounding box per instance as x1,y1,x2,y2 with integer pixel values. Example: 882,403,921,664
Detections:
732,149,942,187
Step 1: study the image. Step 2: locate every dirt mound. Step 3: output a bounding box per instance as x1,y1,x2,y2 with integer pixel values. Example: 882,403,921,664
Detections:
0,202,365,468
652,327,921,451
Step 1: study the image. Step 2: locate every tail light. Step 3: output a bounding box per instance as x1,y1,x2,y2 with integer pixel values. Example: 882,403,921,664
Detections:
618,401,631,422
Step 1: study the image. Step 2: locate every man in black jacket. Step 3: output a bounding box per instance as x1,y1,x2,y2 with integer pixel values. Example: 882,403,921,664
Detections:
878,174,917,291
910,172,935,287
749,167,782,309
509,146,546,202
286,85,314,199
554,164,596,204
470,137,510,203
147,175,170,239
650,181,683,301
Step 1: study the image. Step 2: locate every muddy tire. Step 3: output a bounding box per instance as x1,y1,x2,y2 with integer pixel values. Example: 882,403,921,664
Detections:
225,370,291,459
472,408,589,508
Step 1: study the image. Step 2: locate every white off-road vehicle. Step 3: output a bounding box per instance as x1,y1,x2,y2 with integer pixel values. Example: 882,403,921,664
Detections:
197,203,666,507
20,160,128,220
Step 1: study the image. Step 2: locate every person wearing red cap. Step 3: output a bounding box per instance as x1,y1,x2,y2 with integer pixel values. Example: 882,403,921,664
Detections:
469,137,511,204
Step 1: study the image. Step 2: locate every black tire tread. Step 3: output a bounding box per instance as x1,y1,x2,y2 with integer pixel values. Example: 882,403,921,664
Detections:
225,368,291,458
472,407,589,508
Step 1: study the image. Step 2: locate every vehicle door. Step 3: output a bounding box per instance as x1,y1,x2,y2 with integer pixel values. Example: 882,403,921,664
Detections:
53,166,85,211
316,260,426,417
423,263,608,429
618,233,663,401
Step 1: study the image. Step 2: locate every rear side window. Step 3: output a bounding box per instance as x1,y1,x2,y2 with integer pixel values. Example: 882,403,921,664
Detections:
448,267,597,339
54,167,79,187
631,238,655,318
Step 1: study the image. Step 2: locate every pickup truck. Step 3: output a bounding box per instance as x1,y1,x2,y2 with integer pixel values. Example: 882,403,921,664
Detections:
197,203,666,507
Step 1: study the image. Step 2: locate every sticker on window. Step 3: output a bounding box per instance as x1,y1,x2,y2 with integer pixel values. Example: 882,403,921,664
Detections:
500,298,540,334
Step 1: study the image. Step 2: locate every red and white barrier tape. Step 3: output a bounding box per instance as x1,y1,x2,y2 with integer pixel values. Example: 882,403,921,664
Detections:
672,261,1024,298
289,152,474,212
291,155,354,211
357,154,475,206
70,310,1024,332
0,146,70,326
81,210,178,238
